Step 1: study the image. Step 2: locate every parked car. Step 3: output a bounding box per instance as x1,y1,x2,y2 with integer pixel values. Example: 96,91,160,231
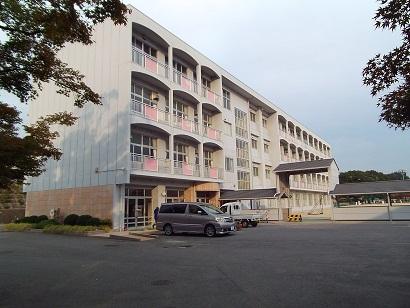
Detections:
156,202,236,237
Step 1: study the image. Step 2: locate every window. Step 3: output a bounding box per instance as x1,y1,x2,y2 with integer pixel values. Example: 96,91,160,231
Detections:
130,133,157,157
189,204,205,215
237,171,250,189
225,157,234,172
173,204,187,214
265,168,271,179
204,150,213,167
166,189,184,203
251,138,258,149
174,142,188,162
159,204,174,213
130,83,157,107
173,100,187,118
223,89,231,110
173,61,187,74
235,108,248,138
262,118,267,128
250,112,256,122
203,112,212,127
202,77,211,88
264,143,269,153
236,139,249,168
132,37,157,57
224,121,232,136
253,165,259,176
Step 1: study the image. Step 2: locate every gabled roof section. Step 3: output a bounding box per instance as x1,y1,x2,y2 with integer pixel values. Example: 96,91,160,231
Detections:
330,180,410,195
273,158,337,174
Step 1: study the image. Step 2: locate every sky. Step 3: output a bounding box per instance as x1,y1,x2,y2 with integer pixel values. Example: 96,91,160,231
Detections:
3,0,409,173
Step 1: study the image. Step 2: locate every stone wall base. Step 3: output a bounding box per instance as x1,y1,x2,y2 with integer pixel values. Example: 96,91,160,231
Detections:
25,185,114,220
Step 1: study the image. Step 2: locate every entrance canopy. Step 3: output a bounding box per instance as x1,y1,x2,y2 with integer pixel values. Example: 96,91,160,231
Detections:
273,158,336,175
330,180,410,196
220,188,286,200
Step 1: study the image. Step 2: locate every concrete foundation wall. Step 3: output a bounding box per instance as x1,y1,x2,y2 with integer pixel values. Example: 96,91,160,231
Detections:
333,206,389,221
25,185,114,220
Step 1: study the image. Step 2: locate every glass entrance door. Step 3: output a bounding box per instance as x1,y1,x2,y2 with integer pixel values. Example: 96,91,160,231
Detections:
124,197,152,229
124,198,136,229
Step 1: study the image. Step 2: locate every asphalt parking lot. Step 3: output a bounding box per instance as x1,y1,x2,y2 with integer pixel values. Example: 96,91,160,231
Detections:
1,222,410,308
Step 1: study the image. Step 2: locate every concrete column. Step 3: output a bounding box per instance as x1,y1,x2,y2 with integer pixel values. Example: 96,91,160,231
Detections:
196,64,201,94
198,102,203,135
168,46,173,80
198,142,204,177
169,134,174,174
152,185,166,224
168,89,173,125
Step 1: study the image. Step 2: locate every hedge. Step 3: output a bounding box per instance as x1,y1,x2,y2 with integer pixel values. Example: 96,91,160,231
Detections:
43,225,110,234
4,223,33,231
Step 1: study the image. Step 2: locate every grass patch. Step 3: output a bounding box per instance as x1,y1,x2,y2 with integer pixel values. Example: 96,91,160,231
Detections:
43,225,110,234
4,223,33,231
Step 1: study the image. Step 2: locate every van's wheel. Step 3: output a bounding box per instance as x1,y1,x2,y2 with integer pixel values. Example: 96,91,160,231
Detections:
251,221,258,227
164,224,173,236
242,220,249,228
205,225,216,237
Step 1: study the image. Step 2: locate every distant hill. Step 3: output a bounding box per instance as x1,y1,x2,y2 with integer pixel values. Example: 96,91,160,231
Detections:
339,170,409,184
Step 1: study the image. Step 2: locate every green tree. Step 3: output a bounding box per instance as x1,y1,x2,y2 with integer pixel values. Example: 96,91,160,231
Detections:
339,170,409,183
363,0,410,130
0,0,130,188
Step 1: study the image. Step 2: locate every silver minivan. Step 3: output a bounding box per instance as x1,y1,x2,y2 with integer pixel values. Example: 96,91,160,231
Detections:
156,202,236,237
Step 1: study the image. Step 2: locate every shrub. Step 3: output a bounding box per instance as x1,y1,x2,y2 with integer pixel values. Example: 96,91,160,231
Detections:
37,215,48,222
4,223,32,231
64,214,79,225
100,219,112,227
77,215,93,226
43,225,100,234
35,219,60,229
88,217,101,226
18,215,40,224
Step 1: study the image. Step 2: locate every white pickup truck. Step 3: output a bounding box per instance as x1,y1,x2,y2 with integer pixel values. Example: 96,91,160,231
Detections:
220,202,264,227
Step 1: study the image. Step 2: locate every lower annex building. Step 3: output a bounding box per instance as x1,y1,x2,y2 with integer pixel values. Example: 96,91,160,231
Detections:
24,5,339,230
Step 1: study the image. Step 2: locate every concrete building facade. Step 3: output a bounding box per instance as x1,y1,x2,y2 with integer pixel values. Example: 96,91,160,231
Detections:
25,6,338,229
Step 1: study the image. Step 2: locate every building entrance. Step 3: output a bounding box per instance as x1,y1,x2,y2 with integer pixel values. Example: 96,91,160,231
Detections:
124,187,152,229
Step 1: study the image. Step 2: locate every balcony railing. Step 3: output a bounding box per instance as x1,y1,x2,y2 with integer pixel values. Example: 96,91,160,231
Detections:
132,47,169,79
131,100,201,135
174,161,200,177
173,70,199,94
130,99,170,124
131,154,171,173
172,115,199,134
202,125,222,141
204,167,224,180
201,86,221,106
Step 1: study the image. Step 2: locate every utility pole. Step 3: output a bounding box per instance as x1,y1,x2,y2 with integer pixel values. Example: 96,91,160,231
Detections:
398,169,406,180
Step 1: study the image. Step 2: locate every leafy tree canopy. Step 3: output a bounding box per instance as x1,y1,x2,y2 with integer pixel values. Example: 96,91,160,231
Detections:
0,0,130,189
339,170,409,184
363,0,410,130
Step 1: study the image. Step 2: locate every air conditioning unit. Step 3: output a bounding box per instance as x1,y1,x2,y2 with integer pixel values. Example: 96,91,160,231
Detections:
49,208,60,219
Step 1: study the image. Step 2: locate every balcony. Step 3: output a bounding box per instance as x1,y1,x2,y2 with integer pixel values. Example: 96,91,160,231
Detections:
172,116,199,135
132,47,169,79
204,167,224,180
131,154,171,173
201,86,221,107
173,161,200,177
202,125,222,142
131,100,200,135
173,70,199,95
